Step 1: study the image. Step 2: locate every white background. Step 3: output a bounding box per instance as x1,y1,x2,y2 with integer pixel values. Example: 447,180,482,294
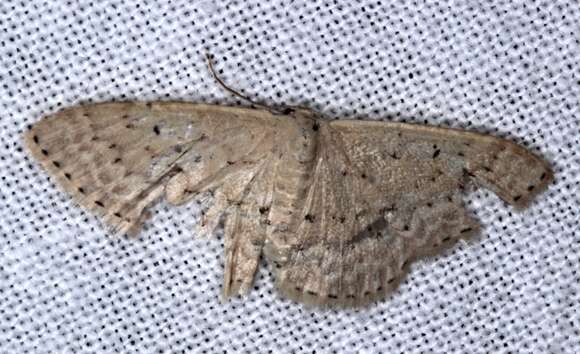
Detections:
0,0,578,353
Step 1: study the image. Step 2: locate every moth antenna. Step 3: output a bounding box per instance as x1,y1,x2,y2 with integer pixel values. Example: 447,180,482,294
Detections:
205,53,295,115
205,53,268,109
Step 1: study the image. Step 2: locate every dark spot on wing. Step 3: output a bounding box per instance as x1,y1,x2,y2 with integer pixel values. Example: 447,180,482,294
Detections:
304,214,315,223
463,168,476,178
153,125,160,135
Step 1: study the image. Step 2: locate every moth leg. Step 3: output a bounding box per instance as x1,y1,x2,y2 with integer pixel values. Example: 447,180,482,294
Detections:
222,204,265,299
166,165,259,238
194,191,228,239
165,157,272,298
194,170,261,239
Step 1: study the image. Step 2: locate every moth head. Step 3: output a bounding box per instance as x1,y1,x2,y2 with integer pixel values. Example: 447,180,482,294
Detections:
279,105,325,121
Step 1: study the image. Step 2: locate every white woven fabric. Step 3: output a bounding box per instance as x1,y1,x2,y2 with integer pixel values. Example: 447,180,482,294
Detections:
1,0,578,352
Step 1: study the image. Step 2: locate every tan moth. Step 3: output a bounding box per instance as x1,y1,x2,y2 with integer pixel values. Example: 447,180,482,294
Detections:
24,59,553,307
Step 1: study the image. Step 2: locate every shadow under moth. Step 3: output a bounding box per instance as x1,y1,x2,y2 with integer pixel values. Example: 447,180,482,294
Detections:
24,62,553,307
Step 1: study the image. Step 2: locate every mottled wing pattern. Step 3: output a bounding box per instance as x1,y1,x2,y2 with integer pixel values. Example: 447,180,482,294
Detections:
24,102,278,236
273,120,553,307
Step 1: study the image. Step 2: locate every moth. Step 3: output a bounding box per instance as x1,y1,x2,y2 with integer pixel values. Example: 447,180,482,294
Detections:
24,60,553,307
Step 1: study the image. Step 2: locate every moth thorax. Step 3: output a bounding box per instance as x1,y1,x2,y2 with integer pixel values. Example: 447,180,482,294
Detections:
267,115,321,249
286,112,320,163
